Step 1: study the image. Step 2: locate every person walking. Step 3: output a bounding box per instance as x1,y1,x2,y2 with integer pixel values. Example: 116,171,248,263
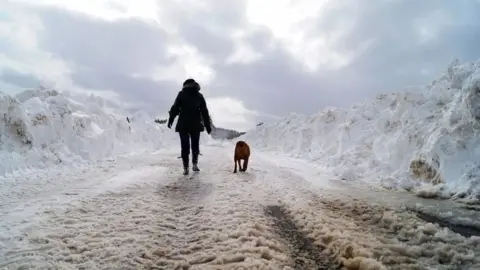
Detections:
167,78,212,175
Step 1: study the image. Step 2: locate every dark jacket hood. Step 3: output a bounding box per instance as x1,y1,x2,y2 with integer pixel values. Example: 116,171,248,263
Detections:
182,82,200,93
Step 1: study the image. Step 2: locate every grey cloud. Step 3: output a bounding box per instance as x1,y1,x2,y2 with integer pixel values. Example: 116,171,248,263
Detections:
0,68,41,89
159,0,247,60
165,4,325,116
157,0,247,29
309,0,480,100
202,26,330,115
215,53,327,116
3,0,480,125
178,23,234,59
170,0,480,118
71,67,177,109
37,8,170,74
33,6,180,111
441,25,480,60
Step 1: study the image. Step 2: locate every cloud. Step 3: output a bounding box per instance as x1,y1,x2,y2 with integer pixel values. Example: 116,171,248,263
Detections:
0,68,41,88
207,97,257,132
310,0,480,96
0,3,73,90
1,0,479,130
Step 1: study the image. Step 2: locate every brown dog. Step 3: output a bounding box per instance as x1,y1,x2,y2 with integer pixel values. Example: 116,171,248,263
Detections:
233,140,250,173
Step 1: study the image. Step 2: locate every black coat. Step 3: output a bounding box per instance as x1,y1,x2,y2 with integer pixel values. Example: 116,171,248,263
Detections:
168,84,211,133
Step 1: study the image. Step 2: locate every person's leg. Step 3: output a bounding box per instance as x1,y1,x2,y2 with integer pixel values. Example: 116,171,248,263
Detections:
190,131,201,171
179,132,190,174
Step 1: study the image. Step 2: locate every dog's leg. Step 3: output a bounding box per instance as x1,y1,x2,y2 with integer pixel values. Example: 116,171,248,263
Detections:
238,159,243,172
242,157,249,172
233,156,237,173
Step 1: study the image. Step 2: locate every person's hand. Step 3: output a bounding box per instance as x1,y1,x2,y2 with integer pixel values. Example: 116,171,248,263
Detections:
206,125,212,134
167,120,173,129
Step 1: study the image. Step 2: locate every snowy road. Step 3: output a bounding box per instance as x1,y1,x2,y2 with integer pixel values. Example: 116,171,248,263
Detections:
1,146,480,270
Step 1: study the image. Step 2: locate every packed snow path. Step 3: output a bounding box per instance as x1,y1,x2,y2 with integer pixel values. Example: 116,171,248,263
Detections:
1,146,480,270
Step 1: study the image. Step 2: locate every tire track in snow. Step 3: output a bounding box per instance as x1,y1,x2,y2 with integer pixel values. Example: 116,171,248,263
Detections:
264,205,340,270
254,152,480,270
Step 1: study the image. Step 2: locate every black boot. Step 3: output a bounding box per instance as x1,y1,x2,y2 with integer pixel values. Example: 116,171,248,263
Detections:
182,156,189,175
192,164,200,172
192,152,200,172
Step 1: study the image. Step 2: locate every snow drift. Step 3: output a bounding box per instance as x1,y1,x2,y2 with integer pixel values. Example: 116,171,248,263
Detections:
244,59,480,201
0,88,188,175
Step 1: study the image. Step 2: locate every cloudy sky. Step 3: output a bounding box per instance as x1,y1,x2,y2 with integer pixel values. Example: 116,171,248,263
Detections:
1,0,479,131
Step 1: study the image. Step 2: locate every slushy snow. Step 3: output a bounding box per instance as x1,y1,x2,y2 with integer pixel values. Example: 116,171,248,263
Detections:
244,59,480,202
2,147,479,270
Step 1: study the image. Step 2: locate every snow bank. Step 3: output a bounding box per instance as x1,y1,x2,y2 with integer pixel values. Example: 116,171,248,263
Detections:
244,59,480,201
0,88,185,175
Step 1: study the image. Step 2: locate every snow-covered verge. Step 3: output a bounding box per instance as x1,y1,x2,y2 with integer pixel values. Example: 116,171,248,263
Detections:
243,59,480,202
0,88,197,175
